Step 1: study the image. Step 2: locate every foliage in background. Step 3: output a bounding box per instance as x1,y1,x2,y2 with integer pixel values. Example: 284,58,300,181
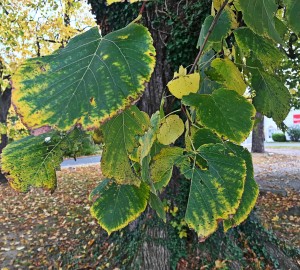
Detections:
287,126,300,141
272,133,287,142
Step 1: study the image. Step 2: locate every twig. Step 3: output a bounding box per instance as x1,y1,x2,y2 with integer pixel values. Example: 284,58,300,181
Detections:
139,1,147,15
189,0,230,74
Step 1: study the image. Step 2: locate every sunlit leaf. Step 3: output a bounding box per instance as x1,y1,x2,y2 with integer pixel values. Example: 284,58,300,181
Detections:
182,89,255,144
90,182,149,235
239,0,282,43
185,144,246,238
157,115,184,145
13,23,155,131
223,143,259,230
167,66,200,99
101,106,149,185
207,58,247,95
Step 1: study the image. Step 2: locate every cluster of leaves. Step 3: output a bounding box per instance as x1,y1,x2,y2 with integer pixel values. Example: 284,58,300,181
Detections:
1,0,298,240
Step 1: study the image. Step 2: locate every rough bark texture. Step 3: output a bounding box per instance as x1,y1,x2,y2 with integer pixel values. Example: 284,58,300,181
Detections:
252,112,265,153
0,88,11,183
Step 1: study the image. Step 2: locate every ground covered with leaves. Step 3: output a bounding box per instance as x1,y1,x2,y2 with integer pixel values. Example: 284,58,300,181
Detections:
0,153,299,269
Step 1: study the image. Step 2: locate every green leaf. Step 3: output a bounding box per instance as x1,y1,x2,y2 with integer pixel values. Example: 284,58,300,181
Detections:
90,182,149,235
251,70,291,125
149,192,166,222
223,143,259,230
197,10,231,52
89,178,110,200
1,131,76,192
284,0,300,34
101,106,150,185
13,23,155,131
139,111,160,163
239,0,282,43
151,147,190,191
234,28,285,69
185,144,246,238
182,89,255,144
198,50,222,94
207,58,247,95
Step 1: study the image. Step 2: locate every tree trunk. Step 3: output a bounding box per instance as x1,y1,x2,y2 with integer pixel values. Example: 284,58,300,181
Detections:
0,87,11,183
251,112,265,153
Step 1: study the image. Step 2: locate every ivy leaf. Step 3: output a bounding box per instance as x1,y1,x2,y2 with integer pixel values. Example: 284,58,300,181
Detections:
1,131,77,192
151,147,190,191
182,89,255,144
239,0,282,43
251,70,291,125
223,143,259,230
90,182,149,235
149,192,166,222
167,66,200,99
157,115,185,145
234,28,285,70
101,106,150,185
12,23,155,131
283,0,300,35
206,58,247,95
185,144,246,238
197,10,231,52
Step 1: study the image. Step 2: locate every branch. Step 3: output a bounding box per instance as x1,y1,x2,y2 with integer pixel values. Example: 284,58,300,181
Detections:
189,0,230,74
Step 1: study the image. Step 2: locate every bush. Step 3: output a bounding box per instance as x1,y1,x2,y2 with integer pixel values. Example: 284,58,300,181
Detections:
287,126,300,142
272,133,286,142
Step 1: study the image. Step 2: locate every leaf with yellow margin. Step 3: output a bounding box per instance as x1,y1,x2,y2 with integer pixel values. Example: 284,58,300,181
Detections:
167,66,200,99
101,106,150,185
223,143,259,231
90,181,149,235
206,58,247,95
157,115,184,145
1,128,88,192
184,144,246,238
12,22,155,131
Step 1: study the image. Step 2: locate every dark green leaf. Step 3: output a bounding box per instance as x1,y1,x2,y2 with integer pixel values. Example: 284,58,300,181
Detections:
13,23,155,131
90,182,149,235
239,0,282,43
182,89,255,144
251,70,291,125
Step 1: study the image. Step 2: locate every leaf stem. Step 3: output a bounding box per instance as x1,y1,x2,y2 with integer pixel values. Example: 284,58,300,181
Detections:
189,0,230,74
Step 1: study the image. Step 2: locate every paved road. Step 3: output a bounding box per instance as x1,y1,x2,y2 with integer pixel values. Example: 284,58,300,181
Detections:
61,155,101,168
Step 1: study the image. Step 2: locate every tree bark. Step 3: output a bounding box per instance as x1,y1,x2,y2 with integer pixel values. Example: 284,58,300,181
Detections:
251,112,265,153
0,88,11,183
